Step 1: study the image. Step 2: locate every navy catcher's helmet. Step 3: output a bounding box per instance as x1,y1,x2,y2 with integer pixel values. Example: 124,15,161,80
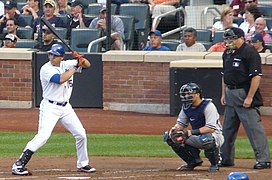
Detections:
227,172,249,180
179,82,202,109
48,44,65,56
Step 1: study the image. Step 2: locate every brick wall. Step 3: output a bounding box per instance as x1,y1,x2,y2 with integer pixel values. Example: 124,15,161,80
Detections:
0,60,32,101
103,61,170,104
260,64,272,106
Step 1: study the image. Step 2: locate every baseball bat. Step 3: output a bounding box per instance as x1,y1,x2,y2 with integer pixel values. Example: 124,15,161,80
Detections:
41,17,83,59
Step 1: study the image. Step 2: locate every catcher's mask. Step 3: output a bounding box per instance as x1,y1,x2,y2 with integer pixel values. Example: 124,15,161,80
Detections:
179,82,202,110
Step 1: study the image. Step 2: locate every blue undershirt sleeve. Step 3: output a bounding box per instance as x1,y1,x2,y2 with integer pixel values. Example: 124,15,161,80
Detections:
50,74,61,84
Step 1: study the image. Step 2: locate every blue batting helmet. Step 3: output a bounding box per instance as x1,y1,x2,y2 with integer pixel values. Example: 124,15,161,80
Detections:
48,44,65,56
227,172,249,180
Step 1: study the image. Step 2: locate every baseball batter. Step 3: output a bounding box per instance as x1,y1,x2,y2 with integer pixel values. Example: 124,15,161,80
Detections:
12,44,96,175
164,83,224,172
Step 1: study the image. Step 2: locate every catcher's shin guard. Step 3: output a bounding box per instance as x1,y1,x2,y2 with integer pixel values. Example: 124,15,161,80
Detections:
16,149,34,167
172,144,202,165
204,142,220,171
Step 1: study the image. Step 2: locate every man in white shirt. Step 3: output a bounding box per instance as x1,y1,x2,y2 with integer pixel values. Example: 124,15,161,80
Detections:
176,27,206,52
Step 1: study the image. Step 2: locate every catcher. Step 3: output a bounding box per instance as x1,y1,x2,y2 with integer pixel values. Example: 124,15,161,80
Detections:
164,82,224,172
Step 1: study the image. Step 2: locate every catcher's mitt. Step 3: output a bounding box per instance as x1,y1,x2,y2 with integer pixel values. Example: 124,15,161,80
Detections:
170,129,189,144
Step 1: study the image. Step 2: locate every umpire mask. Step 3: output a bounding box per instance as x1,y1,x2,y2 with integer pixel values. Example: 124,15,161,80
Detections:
179,83,202,110
223,29,238,53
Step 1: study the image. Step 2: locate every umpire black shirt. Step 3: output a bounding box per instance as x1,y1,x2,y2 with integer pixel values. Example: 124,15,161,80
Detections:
222,42,262,86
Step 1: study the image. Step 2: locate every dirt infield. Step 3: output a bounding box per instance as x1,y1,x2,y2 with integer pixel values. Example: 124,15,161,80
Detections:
0,108,271,179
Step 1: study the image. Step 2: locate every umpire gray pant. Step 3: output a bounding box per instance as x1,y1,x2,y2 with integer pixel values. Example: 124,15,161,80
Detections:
221,88,270,164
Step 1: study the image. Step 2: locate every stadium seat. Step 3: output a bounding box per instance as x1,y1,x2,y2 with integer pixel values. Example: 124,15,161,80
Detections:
119,3,150,50
201,41,213,51
20,14,34,27
196,29,212,42
87,3,118,15
70,28,102,52
114,15,135,50
15,39,37,48
212,30,224,44
161,40,180,51
258,5,272,18
3,27,33,39
265,43,272,51
54,27,67,40
17,2,26,11
17,27,34,39
264,17,272,30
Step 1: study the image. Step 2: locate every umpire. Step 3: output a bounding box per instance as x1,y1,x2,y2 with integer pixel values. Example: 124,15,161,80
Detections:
220,27,271,169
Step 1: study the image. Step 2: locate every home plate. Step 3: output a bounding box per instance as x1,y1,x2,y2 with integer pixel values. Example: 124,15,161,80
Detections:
58,177,90,179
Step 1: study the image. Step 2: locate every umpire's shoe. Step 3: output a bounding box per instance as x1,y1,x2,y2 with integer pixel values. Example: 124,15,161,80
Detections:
77,165,96,173
12,164,30,176
253,162,271,169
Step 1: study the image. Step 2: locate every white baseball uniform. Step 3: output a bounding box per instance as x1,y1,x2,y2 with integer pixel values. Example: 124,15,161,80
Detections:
23,59,90,168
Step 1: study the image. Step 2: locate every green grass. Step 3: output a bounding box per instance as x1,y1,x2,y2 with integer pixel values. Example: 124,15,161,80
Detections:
0,132,271,158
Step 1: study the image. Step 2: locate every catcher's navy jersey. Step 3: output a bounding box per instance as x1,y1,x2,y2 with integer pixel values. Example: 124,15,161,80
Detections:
183,100,209,130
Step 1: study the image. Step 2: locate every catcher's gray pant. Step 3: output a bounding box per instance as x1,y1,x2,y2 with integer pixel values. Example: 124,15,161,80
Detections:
221,88,270,165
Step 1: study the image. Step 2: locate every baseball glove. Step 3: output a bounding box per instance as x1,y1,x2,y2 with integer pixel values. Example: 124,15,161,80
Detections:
170,129,189,144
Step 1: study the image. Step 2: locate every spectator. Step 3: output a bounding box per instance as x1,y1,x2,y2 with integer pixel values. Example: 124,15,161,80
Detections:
230,0,245,16
208,42,226,52
21,0,43,20
5,18,21,40
33,0,66,39
238,0,258,18
89,7,124,50
34,27,61,51
245,17,272,44
2,33,17,48
211,7,238,37
239,4,262,35
176,27,206,52
0,1,28,34
66,0,92,40
143,30,170,51
248,32,271,53
148,0,180,31
55,0,71,15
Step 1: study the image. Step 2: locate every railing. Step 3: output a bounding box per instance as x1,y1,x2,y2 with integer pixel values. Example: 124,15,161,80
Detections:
87,32,124,53
201,6,221,29
152,6,187,33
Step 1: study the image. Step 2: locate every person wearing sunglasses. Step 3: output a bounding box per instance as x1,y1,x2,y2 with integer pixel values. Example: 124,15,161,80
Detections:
230,0,258,17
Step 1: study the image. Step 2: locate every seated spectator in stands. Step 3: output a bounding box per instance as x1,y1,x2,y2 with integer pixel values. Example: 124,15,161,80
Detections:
66,0,92,40
237,0,258,18
0,1,28,34
230,0,245,16
2,33,17,48
55,0,71,15
5,18,21,40
248,32,271,53
33,0,66,40
211,7,238,37
21,0,43,20
148,0,180,31
239,4,262,35
34,27,61,51
89,7,124,50
176,27,206,52
245,17,272,43
208,42,226,52
143,30,170,51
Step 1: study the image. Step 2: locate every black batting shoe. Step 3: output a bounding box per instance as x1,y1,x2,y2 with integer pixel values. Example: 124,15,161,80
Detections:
77,165,96,173
12,165,30,176
253,162,271,169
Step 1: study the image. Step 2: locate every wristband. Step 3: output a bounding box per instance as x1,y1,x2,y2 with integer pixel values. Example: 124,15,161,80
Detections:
191,129,201,135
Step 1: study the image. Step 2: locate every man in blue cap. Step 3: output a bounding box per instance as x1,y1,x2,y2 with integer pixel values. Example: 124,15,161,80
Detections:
143,30,170,51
